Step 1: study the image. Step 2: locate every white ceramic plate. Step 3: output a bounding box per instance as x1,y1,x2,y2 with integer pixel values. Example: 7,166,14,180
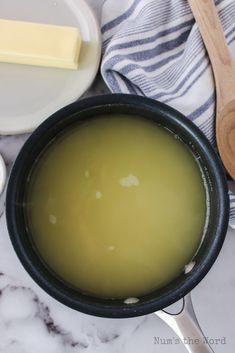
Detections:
0,0,101,134
0,154,6,194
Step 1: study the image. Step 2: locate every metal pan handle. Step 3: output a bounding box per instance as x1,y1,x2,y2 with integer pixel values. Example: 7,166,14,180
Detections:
155,293,214,353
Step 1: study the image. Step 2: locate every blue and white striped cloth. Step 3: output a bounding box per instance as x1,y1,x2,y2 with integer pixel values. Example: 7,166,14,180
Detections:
101,0,235,228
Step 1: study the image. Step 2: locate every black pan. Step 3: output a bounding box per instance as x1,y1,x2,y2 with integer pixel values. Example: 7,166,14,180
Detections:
6,94,229,318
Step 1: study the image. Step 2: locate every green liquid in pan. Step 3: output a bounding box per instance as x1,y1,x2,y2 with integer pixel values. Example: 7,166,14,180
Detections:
26,115,206,299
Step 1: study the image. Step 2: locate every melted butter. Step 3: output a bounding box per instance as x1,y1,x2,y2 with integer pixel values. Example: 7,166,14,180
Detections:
26,115,206,299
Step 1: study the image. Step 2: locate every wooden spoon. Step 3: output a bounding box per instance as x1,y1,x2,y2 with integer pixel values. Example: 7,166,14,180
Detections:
188,0,235,179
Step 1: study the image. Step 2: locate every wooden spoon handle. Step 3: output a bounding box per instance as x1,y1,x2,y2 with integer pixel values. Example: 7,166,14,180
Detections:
188,0,235,104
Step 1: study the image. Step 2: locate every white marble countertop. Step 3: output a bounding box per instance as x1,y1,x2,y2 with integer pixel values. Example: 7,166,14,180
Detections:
0,1,235,352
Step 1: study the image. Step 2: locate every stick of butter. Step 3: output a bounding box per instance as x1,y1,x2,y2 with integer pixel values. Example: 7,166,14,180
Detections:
0,19,81,69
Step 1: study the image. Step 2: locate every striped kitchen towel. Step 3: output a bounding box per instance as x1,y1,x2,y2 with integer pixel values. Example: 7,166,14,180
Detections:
101,0,235,228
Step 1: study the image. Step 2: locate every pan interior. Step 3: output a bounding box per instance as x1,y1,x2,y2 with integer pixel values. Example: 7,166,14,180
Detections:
24,114,207,300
